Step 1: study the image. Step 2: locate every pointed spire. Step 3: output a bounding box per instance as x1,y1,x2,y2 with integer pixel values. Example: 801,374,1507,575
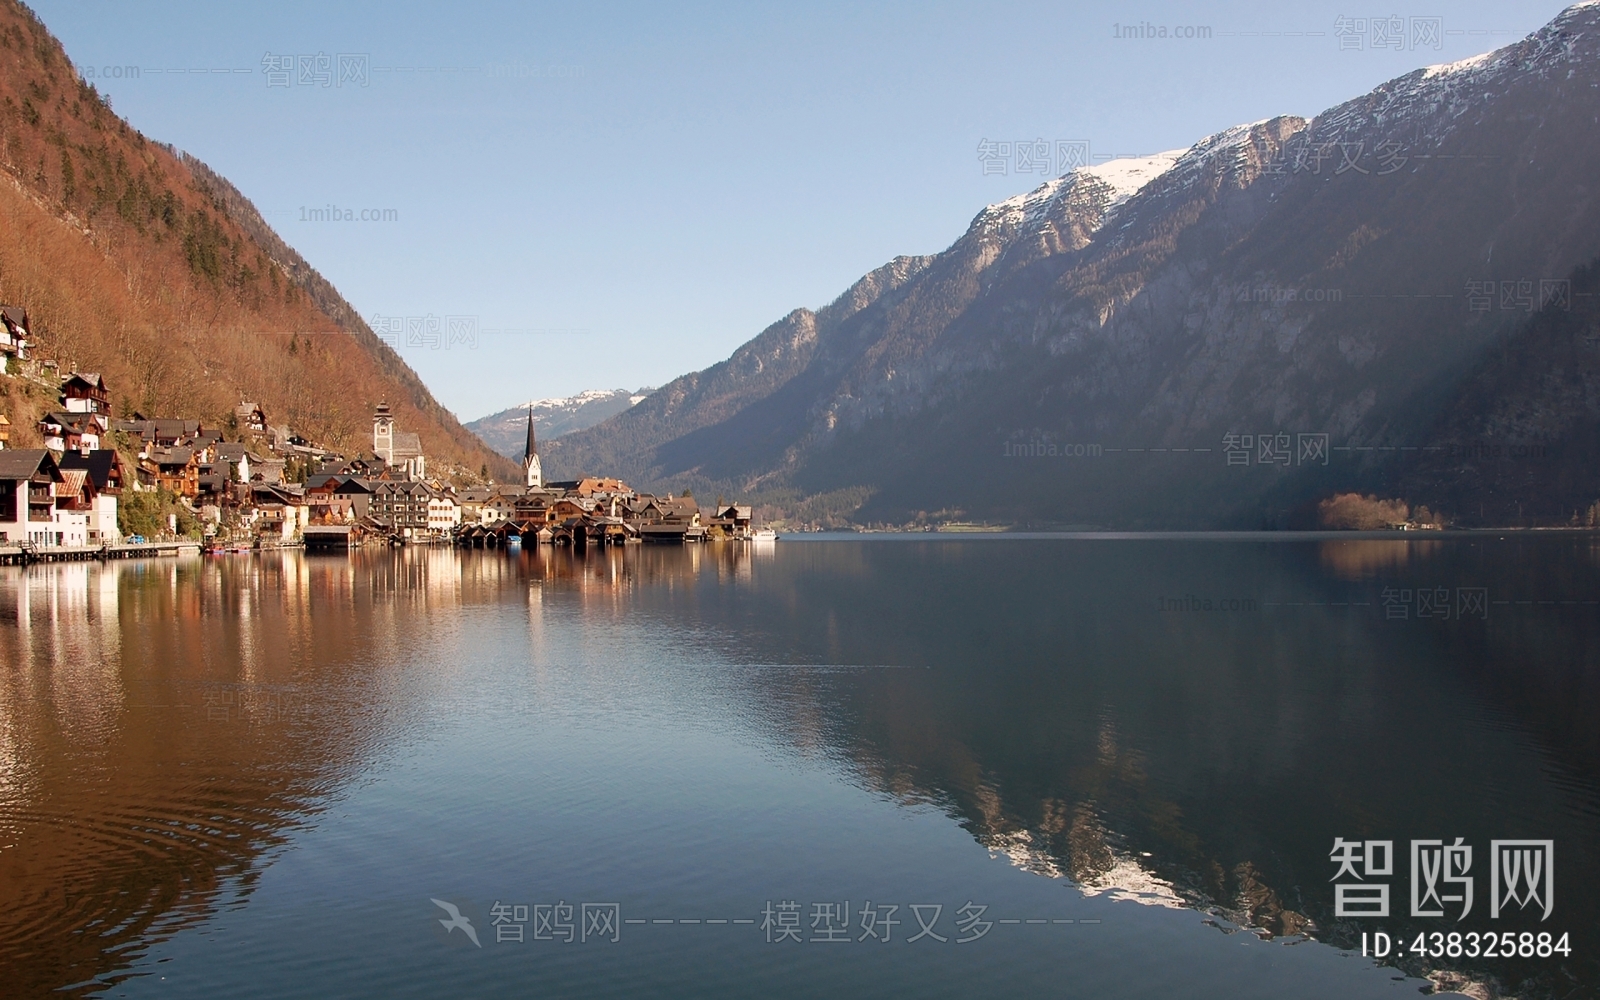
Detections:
523,404,543,489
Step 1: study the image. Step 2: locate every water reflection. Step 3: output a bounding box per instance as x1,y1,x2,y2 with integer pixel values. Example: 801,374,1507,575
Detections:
614,537,1600,997
1,538,1596,999
1317,538,1444,579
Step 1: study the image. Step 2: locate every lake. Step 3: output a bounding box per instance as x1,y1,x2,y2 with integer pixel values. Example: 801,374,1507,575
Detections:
1,536,1597,999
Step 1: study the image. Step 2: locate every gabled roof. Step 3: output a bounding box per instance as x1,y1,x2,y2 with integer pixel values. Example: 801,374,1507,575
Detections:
147,446,196,467
58,468,90,498
61,371,107,391
658,497,700,517
392,431,423,457
252,483,303,504
575,476,631,496
57,449,124,490
0,449,62,481
116,417,203,440
40,411,100,431
0,305,28,335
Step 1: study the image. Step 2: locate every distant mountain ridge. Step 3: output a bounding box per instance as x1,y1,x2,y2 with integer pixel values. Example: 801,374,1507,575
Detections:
466,388,650,459
547,2,1600,527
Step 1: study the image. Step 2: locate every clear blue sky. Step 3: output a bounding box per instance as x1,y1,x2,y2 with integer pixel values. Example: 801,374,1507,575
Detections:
32,0,1562,420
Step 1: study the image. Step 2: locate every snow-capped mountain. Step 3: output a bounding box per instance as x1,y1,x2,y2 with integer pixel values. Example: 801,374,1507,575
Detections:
465,388,651,460
547,2,1600,527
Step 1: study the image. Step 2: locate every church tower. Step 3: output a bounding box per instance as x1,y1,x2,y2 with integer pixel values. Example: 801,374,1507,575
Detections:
373,403,395,464
523,406,542,489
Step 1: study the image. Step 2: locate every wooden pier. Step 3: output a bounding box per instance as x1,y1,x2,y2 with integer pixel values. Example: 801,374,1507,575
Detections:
0,541,203,565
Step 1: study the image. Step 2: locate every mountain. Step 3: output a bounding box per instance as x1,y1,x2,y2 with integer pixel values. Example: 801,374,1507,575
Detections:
0,0,516,480
465,388,651,459
1395,253,1600,523
548,2,1600,528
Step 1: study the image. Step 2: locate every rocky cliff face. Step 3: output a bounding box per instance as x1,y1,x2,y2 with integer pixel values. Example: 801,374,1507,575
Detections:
549,2,1600,526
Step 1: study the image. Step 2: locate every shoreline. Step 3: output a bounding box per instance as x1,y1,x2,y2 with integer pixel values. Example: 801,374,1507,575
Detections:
773,527,1600,541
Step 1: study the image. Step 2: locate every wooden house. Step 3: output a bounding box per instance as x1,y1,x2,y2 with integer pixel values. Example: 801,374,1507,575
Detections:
0,305,30,360
141,447,202,497
60,372,110,413
38,411,104,453
234,402,268,434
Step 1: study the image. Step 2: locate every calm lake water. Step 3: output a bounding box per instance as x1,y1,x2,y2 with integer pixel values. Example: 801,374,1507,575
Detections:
1,536,1597,999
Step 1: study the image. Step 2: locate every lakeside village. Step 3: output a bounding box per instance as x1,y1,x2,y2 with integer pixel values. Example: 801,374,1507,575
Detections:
0,306,762,565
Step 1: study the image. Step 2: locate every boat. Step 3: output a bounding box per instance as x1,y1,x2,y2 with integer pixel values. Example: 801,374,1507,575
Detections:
751,529,778,542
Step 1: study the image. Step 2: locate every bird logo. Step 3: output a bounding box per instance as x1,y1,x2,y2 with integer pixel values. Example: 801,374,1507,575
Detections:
431,898,481,947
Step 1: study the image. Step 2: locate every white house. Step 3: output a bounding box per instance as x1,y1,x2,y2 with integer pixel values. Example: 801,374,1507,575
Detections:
58,449,126,544
0,449,63,545
427,492,462,535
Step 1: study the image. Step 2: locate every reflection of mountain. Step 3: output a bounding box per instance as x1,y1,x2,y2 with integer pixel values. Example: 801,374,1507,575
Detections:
0,551,526,998
611,538,1600,998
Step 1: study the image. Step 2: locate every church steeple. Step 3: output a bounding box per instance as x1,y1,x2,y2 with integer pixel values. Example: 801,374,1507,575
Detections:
523,405,542,488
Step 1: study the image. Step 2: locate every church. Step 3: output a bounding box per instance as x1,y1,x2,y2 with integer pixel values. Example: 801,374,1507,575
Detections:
522,406,542,488
372,403,426,480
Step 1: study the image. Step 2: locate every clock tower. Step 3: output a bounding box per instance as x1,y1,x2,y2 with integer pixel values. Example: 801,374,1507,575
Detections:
373,403,395,464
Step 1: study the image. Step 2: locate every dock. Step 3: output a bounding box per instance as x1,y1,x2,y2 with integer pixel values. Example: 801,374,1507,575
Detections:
0,541,203,565
303,525,352,551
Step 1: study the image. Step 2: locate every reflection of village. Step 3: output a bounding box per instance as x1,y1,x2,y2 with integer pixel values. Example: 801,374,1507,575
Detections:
0,541,779,995
0,310,760,561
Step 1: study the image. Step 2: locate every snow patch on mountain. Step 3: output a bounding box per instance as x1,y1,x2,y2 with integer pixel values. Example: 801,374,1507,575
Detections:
982,149,1188,239
1082,150,1188,208
466,387,653,459
1422,50,1497,79
525,388,635,412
